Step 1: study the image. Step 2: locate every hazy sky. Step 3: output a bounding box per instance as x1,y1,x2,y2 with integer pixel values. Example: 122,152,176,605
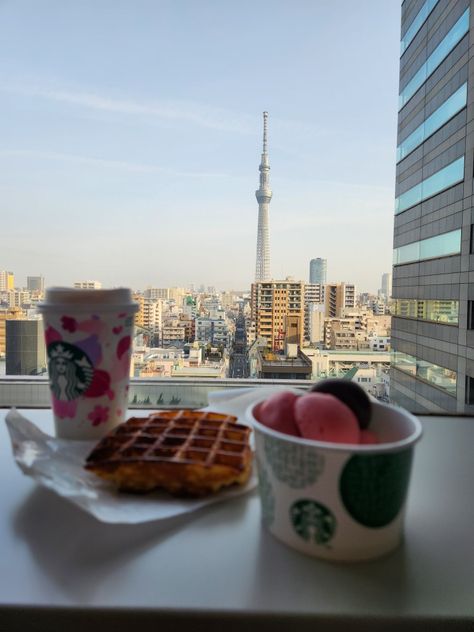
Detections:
0,0,401,293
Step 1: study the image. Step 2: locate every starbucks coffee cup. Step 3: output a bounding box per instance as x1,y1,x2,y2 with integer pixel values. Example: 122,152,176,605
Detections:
37,287,139,440
246,399,422,562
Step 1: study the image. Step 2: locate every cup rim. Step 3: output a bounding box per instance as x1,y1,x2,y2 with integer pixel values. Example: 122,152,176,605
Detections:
36,287,139,313
246,398,423,454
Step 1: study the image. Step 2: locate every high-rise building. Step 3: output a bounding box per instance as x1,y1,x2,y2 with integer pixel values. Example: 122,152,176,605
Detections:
309,258,327,285
251,278,304,351
5,319,46,375
0,271,14,292
391,0,470,413
380,272,392,299
255,112,272,282
27,276,45,293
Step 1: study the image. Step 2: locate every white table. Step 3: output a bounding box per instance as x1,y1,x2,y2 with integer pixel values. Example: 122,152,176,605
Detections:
1,409,473,631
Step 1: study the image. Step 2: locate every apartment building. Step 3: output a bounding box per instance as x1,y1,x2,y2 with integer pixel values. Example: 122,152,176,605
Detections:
0,271,14,292
304,283,325,342
325,282,356,318
251,278,305,351
392,0,471,412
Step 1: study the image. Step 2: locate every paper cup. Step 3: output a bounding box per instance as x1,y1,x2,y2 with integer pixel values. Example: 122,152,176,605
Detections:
37,288,139,440
246,399,422,562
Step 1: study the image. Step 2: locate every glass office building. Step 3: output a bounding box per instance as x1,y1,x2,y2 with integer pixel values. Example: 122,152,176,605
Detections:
309,258,327,285
391,0,473,413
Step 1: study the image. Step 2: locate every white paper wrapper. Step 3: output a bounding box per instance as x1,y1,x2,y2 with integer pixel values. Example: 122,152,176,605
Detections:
5,386,295,524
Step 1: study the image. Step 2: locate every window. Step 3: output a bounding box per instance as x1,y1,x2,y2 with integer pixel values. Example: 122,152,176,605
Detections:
399,8,469,109
468,301,474,330
393,299,458,324
397,83,467,162
392,351,457,395
465,376,474,405
400,0,439,56
395,156,465,214
393,229,461,265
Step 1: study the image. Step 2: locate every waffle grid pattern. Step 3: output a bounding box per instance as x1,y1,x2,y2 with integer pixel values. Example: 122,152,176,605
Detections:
86,410,250,471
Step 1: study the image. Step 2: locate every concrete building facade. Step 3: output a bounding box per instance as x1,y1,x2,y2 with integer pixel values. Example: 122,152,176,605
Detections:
325,282,356,318
251,279,305,351
0,271,14,292
391,0,472,413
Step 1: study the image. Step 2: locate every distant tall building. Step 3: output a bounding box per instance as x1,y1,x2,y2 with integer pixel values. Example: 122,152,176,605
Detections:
251,278,304,351
255,111,272,282
27,276,45,293
392,0,470,413
380,272,392,298
309,258,327,285
0,271,14,292
5,319,46,375
74,281,102,289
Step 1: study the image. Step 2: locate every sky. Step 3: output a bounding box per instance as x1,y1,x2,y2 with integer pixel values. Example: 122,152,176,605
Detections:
0,0,402,293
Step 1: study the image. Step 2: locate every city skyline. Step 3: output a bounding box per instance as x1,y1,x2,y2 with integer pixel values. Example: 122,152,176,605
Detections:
0,1,401,292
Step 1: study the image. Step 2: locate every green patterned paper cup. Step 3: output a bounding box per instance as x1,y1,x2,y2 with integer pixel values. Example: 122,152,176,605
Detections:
246,400,422,562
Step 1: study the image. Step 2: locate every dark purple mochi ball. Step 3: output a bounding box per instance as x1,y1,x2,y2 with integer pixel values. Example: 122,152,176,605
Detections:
310,378,372,429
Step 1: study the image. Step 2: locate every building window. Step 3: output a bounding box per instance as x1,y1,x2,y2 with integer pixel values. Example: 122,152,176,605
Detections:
395,156,464,214
468,301,474,330
399,8,469,109
465,376,474,405
400,0,439,56
392,351,457,395
393,298,458,324
393,229,461,265
397,83,467,162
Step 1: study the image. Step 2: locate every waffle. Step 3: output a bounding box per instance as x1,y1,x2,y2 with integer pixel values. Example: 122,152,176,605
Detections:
85,410,252,496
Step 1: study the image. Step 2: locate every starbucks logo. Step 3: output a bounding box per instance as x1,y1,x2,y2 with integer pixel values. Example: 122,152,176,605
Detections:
290,499,336,545
47,341,94,401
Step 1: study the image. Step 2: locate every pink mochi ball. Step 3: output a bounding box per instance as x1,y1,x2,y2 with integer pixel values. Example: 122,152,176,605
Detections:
294,393,360,444
359,429,379,444
256,391,300,436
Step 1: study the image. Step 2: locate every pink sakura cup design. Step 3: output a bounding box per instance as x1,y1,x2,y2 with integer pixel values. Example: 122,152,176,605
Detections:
37,288,138,440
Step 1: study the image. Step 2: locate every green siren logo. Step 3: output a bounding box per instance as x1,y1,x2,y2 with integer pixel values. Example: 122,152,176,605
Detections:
290,499,336,545
47,341,94,401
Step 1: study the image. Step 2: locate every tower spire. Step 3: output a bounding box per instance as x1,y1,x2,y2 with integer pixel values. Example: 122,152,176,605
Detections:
255,111,272,282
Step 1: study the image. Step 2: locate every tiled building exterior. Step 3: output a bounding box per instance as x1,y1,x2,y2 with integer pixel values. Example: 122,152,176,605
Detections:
391,0,474,412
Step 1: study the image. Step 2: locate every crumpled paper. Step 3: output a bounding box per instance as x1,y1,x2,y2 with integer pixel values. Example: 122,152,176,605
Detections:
5,385,295,524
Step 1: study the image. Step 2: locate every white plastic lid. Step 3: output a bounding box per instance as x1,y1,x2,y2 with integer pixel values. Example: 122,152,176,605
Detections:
37,287,139,312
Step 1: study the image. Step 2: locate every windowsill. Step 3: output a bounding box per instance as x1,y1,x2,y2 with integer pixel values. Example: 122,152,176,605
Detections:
0,407,473,631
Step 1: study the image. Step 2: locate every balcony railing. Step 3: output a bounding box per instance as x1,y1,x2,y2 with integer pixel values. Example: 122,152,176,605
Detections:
0,376,312,409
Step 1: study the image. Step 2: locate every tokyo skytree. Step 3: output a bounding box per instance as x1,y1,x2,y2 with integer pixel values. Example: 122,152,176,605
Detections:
255,111,272,282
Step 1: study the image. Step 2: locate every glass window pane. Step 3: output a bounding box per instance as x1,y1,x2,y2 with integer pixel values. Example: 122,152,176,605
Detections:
399,8,469,109
395,156,464,214
400,0,439,55
394,299,458,324
393,229,461,265
421,156,464,200
419,229,461,259
397,83,467,162
395,181,423,213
